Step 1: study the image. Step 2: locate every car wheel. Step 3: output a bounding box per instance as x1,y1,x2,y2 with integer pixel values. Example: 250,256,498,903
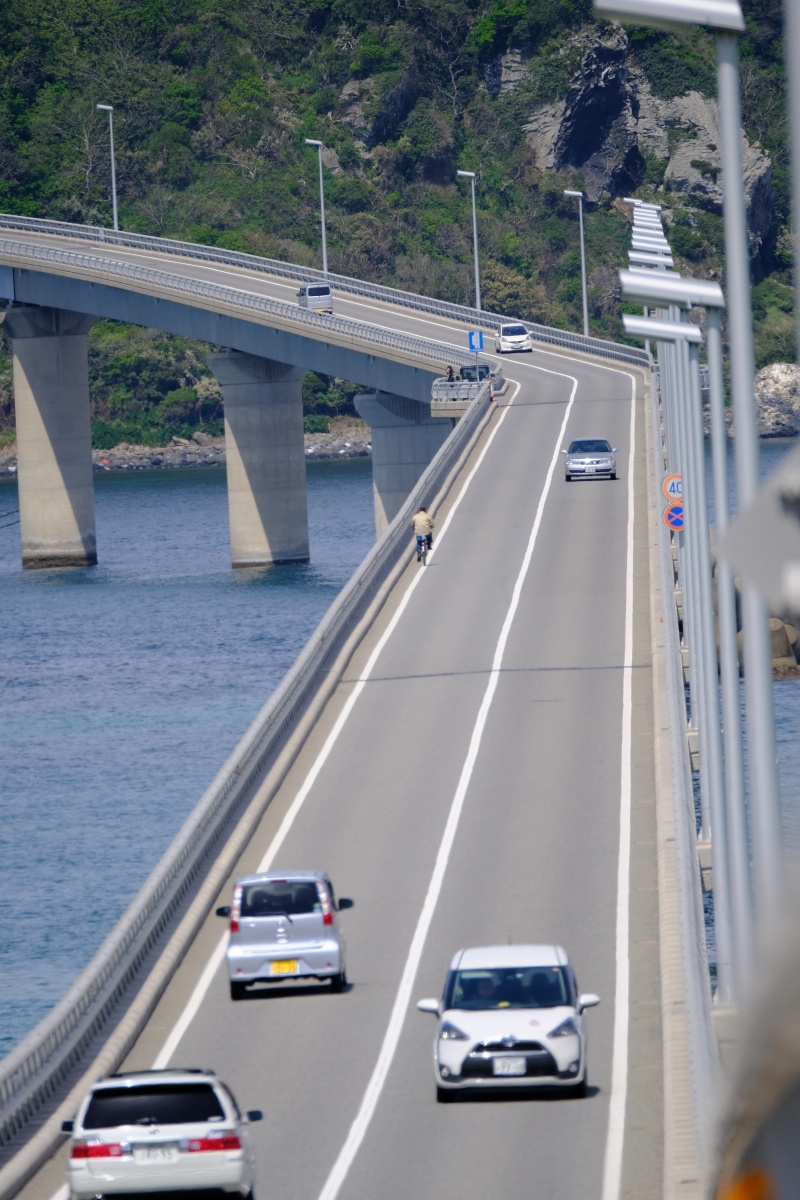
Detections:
436,1086,456,1104
610,471,617,480
230,981,247,1001
330,969,347,993
571,1075,588,1098
565,474,572,482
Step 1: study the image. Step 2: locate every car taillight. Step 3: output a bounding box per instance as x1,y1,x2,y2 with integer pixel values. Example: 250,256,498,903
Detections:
230,918,239,933
323,911,333,926
70,1141,126,1159
187,1135,242,1153
230,883,242,934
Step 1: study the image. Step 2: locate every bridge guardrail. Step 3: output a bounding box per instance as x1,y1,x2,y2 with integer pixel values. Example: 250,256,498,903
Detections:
0,214,649,369
0,380,494,1176
0,237,486,373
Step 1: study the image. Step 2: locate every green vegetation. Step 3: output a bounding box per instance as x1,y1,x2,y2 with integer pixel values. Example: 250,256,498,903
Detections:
0,0,791,446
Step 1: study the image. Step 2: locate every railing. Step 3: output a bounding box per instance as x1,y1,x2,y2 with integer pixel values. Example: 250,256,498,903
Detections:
0,381,494,1170
0,237,485,374
0,214,649,369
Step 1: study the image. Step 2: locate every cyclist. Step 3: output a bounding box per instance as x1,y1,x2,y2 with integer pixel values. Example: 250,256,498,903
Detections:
412,505,434,562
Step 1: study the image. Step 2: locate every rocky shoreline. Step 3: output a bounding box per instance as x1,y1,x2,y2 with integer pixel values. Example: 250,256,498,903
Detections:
0,417,372,478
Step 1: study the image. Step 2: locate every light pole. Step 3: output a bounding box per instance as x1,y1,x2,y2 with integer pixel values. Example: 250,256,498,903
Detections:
304,138,328,275
96,104,118,232
595,0,784,935
564,189,589,337
457,169,481,312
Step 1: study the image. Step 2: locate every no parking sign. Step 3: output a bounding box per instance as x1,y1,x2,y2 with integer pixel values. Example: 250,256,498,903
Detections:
663,502,684,531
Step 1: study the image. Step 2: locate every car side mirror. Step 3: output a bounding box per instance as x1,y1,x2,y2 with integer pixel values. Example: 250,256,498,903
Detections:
416,998,441,1016
246,1109,263,1123
578,993,600,1011
337,898,354,911
215,906,231,918
561,449,567,454
61,1120,74,1134
612,447,617,452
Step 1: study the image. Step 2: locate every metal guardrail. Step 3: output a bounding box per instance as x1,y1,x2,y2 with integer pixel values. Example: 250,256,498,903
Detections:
651,374,718,1182
0,380,494,1159
431,379,484,402
0,237,485,374
0,214,649,369
653,366,710,395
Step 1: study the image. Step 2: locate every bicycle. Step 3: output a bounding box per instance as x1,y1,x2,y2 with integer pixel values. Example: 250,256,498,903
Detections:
416,533,432,565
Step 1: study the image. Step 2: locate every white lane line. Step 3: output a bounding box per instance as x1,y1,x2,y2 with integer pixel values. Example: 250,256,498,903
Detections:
316,367,578,1200
148,380,523,1071
600,371,637,1200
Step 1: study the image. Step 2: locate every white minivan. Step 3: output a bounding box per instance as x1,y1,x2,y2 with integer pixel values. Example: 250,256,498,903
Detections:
297,282,333,312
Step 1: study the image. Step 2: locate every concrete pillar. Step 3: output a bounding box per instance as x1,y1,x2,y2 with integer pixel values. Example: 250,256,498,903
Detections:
207,352,309,567
3,306,97,568
354,392,451,535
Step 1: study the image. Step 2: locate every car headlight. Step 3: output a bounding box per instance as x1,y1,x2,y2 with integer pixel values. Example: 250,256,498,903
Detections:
439,1021,469,1041
549,1017,579,1038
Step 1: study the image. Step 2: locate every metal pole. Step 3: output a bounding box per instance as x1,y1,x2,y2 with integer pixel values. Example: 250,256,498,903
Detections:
470,176,481,312
317,144,328,275
687,337,734,1001
716,31,783,925
707,308,753,980
96,104,118,232
578,195,589,337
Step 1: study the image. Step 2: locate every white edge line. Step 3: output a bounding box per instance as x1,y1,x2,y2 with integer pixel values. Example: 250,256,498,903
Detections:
316,366,579,1200
600,370,637,1200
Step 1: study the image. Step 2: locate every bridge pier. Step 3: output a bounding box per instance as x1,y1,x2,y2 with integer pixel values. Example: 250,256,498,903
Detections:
207,351,309,567
354,392,452,535
3,305,97,569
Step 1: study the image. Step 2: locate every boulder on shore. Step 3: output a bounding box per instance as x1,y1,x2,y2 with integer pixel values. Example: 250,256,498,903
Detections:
755,363,800,438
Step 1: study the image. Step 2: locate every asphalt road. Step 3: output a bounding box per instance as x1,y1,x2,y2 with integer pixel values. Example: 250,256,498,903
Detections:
9,235,662,1200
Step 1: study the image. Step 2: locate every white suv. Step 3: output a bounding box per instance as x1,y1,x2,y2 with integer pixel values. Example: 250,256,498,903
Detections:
62,1068,262,1199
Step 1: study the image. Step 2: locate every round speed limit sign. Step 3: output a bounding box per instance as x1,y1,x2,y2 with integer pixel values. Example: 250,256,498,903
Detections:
662,473,683,501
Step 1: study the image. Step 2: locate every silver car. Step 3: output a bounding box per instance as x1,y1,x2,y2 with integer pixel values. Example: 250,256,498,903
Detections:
62,1068,262,1199
562,438,617,481
216,871,352,999
494,323,533,353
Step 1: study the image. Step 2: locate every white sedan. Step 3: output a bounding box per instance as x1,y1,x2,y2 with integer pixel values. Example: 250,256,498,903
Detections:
494,323,533,353
417,944,599,1101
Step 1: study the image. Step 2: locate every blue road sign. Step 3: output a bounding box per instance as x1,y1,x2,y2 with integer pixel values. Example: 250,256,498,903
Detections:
468,330,484,353
663,502,684,531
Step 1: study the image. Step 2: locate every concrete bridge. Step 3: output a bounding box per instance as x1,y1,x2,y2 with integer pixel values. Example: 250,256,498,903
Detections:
0,221,715,1200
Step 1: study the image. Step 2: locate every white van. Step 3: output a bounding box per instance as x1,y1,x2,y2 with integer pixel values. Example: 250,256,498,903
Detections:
297,282,333,312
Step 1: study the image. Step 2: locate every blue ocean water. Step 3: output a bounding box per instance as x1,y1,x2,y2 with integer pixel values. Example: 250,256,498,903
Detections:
0,461,374,1057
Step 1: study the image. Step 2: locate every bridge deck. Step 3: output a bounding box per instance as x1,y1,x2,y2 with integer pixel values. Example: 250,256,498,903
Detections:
14,323,660,1199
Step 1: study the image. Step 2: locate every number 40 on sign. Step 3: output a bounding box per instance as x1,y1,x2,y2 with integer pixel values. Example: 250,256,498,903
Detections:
662,473,683,500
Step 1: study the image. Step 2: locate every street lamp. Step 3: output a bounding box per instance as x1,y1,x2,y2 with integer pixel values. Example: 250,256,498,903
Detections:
595,0,784,933
457,170,481,312
96,104,118,232
304,139,328,275
564,189,589,337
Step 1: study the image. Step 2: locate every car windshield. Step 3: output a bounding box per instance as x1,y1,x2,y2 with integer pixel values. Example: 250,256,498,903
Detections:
240,879,321,917
307,285,330,297
83,1084,224,1129
502,325,528,336
444,966,570,1010
460,365,490,381
567,439,612,454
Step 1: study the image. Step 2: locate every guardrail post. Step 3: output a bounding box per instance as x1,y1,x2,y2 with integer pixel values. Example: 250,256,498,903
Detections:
207,352,309,567
2,305,97,568
353,392,452,535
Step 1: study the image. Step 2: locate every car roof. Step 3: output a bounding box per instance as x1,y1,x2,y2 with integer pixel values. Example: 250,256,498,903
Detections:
92,1069,218,1091
234,870,325,886
450,944,568,970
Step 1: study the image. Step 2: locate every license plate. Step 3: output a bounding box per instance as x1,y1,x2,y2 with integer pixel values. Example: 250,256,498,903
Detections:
492,1056,526,1076
270,959,298,975
585,466,596,474
133,1144,178,1163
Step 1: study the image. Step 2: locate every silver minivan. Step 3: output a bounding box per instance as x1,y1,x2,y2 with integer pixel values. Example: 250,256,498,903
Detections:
216,871,352,999
296,282,333,312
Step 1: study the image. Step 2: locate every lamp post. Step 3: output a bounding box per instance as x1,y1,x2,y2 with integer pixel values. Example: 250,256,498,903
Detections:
304,138,328,275
564,189,589,336
96,104,118,232
595,0,784,934
457,170,481,312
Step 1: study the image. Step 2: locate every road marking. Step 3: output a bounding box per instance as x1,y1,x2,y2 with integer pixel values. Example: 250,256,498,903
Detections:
316,366,579,1200
600,370,637,1200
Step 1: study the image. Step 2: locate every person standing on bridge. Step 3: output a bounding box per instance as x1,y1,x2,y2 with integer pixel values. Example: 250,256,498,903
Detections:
412,506,434,561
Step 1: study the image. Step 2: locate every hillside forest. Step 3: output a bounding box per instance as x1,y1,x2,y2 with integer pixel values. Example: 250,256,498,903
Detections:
0,0,790,448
